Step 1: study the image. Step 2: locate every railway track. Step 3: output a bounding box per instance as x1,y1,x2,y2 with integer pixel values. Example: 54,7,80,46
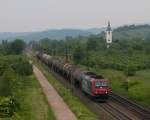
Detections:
99,103,132,120
110,92,150,120
29,51,150,120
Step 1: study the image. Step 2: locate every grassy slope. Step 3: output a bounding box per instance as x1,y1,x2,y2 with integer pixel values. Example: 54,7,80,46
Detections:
91,68,150,107
0,75,56,120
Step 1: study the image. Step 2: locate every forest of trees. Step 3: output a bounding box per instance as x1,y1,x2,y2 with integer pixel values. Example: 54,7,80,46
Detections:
0,39,32,117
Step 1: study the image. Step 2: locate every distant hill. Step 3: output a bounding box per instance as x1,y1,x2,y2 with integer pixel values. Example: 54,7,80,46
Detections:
86,28,105,34
112,24,150,40
1,24,150,42
0,28,104,42
20,29,93,42
0,32,31,40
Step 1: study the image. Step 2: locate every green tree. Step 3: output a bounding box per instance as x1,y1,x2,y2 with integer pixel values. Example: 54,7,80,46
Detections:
12,58,33,76
86,37,99,51
73,45,86,64
0,68,17,96
124,65,136,76
10,39,25,54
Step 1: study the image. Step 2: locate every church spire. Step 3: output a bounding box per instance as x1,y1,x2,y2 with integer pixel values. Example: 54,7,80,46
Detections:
105,21,112,48
107,21,111,31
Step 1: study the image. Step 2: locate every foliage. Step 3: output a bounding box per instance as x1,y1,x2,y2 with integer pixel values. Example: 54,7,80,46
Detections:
0,55,32,117
123,65,136,76
86,37,99,51
0,39,55,118
0,68,16,97
0,97,19,117
11,57,32,76
0,39,25,55
73,45,86,64
9,39,25,54
111,24,150,41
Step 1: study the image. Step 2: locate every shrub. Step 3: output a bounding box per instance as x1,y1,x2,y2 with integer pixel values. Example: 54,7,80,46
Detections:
0,97,20,117
12,58,33,76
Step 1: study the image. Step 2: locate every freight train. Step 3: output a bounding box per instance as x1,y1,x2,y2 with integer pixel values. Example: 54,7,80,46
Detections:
36,52,111,101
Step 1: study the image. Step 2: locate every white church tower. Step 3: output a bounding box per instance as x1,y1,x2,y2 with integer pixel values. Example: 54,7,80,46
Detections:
106,21,112,48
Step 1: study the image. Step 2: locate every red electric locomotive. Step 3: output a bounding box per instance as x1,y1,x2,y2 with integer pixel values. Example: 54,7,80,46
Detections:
79,71,111,100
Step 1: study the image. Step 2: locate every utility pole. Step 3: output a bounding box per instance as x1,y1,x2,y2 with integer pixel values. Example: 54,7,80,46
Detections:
64,39,69,62
65,45,68,62
124,49,129,91
86,47,90,70
65,36,72,62
125,64,129,91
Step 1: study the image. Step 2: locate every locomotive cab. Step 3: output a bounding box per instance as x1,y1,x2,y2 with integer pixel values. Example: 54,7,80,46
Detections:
93,79,111,99
89,75,110,99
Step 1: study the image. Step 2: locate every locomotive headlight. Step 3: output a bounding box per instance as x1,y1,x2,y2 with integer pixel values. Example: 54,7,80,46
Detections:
105,91,108,94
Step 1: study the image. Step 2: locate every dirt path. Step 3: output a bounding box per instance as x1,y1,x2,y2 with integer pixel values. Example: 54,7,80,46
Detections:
33,65,77,120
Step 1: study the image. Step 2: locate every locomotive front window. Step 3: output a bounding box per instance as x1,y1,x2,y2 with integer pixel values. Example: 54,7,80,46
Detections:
95,81,107,88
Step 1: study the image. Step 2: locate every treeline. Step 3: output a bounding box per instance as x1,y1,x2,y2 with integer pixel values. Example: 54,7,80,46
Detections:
111,24,150,41
0,39,25,55
32,35,150,76
0,39,32,117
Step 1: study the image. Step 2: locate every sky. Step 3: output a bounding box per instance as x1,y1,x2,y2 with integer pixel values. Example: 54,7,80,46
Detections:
0,0,149,32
